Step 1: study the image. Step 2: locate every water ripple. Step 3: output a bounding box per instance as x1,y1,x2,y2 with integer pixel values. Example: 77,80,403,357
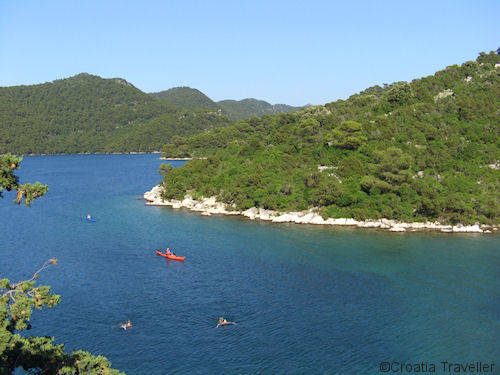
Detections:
2,155,499,374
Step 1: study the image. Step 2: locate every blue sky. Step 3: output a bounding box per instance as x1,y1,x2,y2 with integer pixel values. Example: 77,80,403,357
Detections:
0,0,498,106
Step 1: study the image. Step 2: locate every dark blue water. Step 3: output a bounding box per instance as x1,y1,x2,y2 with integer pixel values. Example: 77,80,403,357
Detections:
1,154,499,374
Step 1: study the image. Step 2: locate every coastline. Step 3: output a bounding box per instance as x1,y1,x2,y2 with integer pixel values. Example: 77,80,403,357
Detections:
20,151,162,156
143,185,497,233
159,157,208,160
159,157,193,160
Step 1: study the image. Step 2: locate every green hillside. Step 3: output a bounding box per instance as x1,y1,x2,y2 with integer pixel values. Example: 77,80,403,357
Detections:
106,111,231,152
0,74,231,154
150,87,219,110
151,87,302,121
217,98,302,121
158,50,500,225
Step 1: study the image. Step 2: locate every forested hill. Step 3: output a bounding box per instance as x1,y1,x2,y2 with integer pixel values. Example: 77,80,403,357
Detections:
0,74,232,154
217,99,303,122
158,50,500,225
151,87,219,110
151,87,302,121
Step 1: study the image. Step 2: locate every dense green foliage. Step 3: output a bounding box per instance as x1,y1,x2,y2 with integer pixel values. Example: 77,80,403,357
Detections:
159,51,500,225
0,74,232,154
0,74,299,154
152,87,302,121
151,87,219,110
217,99,302,121
1,156,123,374
0,154,48,205
104,111,231,152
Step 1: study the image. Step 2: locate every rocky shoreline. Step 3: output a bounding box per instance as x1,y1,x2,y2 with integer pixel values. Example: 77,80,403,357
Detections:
22,151,162,156
159,157,193,160
144,185,497,234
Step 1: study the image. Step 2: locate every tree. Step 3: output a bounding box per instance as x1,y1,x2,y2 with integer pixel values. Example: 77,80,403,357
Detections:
327,121,367,150
386,82,413,106
0,154,47,206
0,154,123,375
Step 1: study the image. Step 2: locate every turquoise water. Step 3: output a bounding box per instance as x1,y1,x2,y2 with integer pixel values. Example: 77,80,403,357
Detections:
1,154,499,374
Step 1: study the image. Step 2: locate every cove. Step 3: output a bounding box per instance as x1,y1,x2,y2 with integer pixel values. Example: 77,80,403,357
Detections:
1,154,499,374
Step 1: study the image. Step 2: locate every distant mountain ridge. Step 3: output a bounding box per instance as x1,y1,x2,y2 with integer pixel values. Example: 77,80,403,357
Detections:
0,74,231,154
0,74,300,154
150,87,302,121
150,87,219,110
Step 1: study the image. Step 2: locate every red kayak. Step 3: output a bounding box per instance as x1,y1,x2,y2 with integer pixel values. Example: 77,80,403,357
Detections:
156,250,185,261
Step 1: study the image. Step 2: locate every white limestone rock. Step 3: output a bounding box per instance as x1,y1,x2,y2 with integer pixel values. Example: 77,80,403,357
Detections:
344,218,359,226
257,208,275,221
389,226,406,232
143,185,496,234
242,207,258,220
452,224,483,233
434,89,454,101
358,221,381,228
272,213,295,223
143,185,164,204
312,214,328,225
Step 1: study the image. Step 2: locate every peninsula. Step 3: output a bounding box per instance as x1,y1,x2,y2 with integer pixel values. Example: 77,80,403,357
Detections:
147,50,500,230
143,185,495,233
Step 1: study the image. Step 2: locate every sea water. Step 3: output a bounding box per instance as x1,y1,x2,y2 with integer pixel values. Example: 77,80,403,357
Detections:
1,154,499,374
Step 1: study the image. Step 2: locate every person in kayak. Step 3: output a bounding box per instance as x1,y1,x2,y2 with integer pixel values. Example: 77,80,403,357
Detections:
216,317,237,328
165,248,177,256
87,214,92,219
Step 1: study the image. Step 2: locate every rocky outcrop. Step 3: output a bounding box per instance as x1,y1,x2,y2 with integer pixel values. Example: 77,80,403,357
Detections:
143,185,239,215
434,89,454,101
144,185,496,233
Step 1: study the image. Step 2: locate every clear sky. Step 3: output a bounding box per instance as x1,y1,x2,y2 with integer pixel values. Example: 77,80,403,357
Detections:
0,0,498,106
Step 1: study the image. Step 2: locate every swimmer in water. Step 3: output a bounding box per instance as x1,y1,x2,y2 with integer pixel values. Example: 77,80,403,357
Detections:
215,317,237,328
